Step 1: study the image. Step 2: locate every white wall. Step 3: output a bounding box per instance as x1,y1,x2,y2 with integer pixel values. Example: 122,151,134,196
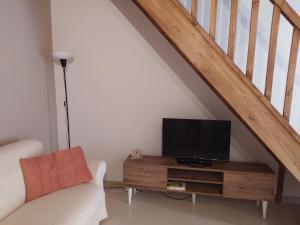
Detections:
51,0,300,197
0,0,57,151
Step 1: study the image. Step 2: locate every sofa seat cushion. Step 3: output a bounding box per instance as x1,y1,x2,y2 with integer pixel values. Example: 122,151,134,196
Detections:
0,183,106,225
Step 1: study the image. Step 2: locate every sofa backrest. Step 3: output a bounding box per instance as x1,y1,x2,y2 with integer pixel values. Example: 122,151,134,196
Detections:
0,139,43,221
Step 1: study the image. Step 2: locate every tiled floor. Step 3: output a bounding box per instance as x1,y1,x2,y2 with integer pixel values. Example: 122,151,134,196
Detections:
102,189,299,225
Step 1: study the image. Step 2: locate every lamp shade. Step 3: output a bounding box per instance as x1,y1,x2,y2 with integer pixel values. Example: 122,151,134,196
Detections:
52,51,72,60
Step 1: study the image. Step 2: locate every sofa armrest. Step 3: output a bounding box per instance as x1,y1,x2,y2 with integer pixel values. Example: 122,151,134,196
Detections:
87,160,106,188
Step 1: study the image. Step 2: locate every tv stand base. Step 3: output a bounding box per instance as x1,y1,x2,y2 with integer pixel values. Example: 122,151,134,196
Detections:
127,188,269,219
124,155,275,219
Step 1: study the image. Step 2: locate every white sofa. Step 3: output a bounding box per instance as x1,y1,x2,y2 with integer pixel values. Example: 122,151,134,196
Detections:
0,139,107,225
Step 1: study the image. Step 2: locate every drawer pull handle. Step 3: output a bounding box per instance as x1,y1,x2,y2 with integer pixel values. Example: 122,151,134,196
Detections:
141,169,144,175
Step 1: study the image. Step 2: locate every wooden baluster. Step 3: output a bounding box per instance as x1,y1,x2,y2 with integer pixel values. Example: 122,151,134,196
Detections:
210,0,218,40
283,28,300,121
228,0,238,60
191,0,198,24
246,0,260,81
265,5,281,100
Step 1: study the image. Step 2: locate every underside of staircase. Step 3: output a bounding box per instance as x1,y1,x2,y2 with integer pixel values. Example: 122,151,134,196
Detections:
133,0,300,181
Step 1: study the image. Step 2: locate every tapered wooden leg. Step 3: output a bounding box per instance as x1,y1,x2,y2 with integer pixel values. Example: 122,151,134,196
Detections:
128,188,133,205
262,201,268,219
257,200,260,206
192,193,196,204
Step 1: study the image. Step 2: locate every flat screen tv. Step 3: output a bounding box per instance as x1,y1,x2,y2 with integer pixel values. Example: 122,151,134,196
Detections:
162,118,231,163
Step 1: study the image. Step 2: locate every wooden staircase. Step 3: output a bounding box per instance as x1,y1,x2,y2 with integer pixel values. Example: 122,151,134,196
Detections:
133,0,300,181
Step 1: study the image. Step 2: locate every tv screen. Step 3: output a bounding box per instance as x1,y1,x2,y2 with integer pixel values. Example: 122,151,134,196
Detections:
162,118,231,161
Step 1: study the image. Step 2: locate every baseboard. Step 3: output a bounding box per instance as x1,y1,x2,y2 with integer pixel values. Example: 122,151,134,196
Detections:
104,180,124,189
283,195,300,204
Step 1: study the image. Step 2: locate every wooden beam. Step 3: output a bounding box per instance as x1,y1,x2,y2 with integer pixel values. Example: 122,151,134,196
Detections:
270,0,300,31
265,5,280,100
283,28,300,121
246,0,260,81
209,0,218,40
191,0,198,24
228,0,238,60
133,0,300,181
275,164,286,203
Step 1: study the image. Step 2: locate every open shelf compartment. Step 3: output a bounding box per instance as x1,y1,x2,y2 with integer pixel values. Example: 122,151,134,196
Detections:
166,180,223,196
168,168,223,184
186,182,223,196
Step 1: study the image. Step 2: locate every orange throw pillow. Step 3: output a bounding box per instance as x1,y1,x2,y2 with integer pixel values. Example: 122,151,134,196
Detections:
20,146,92,202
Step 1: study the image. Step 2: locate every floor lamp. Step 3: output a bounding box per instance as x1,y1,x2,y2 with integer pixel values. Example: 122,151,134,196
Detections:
53,51,72,149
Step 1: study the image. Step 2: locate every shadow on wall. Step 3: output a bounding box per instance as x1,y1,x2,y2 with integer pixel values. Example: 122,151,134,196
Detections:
0,138,19,147
35,0,58,151
110,0,275,167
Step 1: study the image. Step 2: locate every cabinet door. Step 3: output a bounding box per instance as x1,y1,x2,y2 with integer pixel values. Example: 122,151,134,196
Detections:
124,165,167,189
223,172,275,200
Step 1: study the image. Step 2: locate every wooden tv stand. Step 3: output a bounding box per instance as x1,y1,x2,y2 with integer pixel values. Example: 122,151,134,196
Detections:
123,156,275,219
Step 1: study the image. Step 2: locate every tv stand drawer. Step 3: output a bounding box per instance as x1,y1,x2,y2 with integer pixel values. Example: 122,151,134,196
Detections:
223,172,274,200
124,165,167,189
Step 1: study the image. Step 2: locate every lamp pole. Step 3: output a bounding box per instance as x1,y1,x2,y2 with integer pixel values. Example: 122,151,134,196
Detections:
53,51,72,149
60,59,71,149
